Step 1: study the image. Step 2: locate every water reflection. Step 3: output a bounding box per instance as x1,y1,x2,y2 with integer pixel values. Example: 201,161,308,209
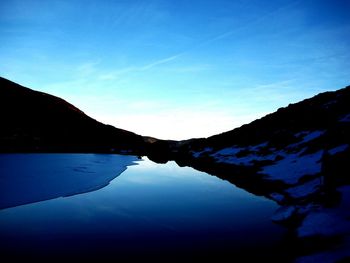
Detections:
0,155,290,262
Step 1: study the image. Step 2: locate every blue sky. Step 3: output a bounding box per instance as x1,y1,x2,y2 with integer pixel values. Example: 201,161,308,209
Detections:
1,0,349,139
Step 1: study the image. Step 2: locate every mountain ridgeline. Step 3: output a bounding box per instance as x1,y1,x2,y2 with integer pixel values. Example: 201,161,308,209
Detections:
0,77,145,153
157,85,350,194
2,76,350,261
149,85,350,170
149,84,350,261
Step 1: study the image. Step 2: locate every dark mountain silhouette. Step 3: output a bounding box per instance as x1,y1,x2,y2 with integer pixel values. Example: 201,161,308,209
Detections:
148,85,350,261
0,77,145,153
162,85,350,197
206,86,350,150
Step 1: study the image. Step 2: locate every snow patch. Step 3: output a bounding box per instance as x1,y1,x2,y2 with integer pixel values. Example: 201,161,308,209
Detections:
297,186,350,239
213,152,276,166
261,151,323,184
214,146,242,156
192,147,213,158
287,130,325,151
211,142,277,166
297,211,350,238
269,192,285,203
302,130,325,143
271,205,296,222
249,141,269,151
329,144,348,155
339,113,350,122
285,178,321,199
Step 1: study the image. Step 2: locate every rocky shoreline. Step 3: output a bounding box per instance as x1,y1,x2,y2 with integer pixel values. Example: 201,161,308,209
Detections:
146,86,350,262
147,139,350,262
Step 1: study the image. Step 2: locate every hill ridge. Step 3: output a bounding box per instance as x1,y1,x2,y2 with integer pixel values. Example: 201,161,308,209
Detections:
0,76,145,153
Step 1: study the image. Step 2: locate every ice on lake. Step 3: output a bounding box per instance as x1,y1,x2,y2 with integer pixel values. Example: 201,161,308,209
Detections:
0,154,138,209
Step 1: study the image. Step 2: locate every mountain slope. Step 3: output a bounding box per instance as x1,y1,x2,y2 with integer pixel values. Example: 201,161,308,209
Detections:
173,85,350,195
165,85,350,261
206,86,350,149
0,77,145,153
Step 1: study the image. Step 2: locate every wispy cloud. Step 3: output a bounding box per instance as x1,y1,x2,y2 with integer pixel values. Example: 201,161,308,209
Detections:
98,0,303,80
110,1,166,29
79,0,302,85
139,55,180,70
163,64,213,73
184,0,303,51
98,54,182,80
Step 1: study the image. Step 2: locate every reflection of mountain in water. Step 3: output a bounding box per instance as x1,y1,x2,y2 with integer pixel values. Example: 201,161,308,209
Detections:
146,85,350,262
1,76,350,261
0,154,138,209
148,86,350,202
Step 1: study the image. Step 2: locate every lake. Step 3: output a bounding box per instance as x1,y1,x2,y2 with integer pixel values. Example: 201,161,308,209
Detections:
0,154,291,262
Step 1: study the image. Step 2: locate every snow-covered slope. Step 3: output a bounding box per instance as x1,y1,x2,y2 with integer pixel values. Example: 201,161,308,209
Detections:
169,85,350,261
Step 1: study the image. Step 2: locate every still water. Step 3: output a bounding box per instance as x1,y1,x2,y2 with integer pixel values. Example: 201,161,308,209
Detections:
0,154,290,262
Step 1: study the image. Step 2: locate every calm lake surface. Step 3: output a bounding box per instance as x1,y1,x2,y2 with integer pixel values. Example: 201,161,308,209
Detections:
0,154,291,262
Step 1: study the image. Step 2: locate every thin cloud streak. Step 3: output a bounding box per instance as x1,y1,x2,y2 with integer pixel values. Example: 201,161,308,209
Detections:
140,55,181,71
98,54,183,80
176,0,303,57
99,0,303,79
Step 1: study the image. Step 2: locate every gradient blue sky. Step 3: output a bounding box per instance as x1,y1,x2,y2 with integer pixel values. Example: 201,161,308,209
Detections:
1,0,349,139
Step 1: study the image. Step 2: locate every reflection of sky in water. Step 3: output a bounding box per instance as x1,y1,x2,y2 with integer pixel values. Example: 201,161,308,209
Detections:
0,155,287,261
